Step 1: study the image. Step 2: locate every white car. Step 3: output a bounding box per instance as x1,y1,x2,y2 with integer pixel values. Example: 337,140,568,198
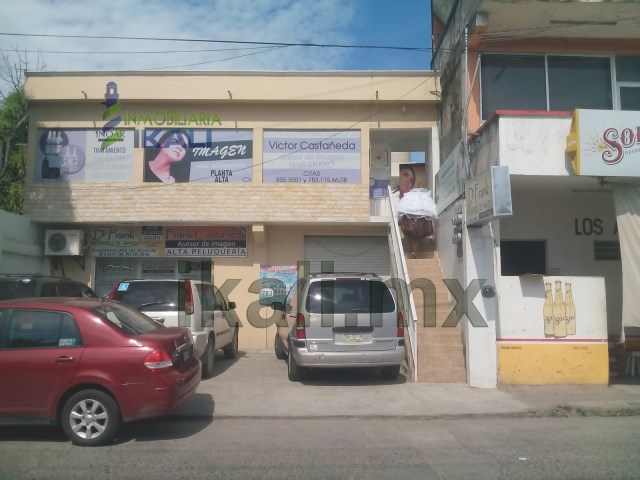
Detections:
107,279,239,378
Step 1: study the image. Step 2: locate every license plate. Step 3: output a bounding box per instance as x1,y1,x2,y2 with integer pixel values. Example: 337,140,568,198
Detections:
341,333,363,343
182,349,191,362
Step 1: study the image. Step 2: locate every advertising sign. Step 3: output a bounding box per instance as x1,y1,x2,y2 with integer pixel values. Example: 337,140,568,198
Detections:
465,166,512,225
263,130,361,184
567,109,640,177
435,141,467,214
88,226,247,257
144,129,253,184
259,265,298,305
35,128,135,182
164,226,247,257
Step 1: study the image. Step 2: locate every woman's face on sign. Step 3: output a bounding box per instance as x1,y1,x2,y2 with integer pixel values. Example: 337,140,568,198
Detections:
161,133,188,162
399,167,415,194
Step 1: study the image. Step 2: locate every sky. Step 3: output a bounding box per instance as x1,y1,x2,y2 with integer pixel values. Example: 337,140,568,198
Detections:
0,0,432,84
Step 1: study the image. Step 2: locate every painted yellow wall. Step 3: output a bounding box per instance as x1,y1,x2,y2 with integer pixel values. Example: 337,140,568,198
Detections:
498,343,609,385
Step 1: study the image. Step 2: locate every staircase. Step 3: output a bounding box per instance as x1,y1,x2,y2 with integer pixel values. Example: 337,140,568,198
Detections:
403,237,467,383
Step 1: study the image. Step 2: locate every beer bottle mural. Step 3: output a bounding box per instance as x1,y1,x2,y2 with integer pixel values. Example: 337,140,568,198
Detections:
543,280,577,338
552,281,567,338
565,283,576,335
543,282,554,336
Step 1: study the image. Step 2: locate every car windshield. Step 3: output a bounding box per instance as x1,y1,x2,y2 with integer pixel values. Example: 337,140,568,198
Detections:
306,279,395,314
92,302,164,335
0,279,37,301
111,281,183,311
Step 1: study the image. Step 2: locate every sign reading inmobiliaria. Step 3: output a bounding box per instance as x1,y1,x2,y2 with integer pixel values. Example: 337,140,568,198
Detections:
568,109,640,177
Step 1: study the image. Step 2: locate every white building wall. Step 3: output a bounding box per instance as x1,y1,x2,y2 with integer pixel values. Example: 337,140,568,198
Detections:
500,116,573,176
501,183,621,334
463,217,499,388
0,210,47,274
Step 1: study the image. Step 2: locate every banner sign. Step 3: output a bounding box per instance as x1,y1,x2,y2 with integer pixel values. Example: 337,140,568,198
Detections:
88,226,247,257
435,141,467,214
144,129,253,184
567,109,640,177
263,130,361,184
35,128,134,182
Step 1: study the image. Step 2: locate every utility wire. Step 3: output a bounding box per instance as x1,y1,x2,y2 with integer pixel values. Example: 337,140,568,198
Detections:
0,32,431,52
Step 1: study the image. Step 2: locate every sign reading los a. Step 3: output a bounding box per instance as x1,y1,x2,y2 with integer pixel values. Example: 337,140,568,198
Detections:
567,109,640,177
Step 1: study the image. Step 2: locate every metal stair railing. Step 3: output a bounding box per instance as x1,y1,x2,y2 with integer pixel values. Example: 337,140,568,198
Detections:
384,186,419,382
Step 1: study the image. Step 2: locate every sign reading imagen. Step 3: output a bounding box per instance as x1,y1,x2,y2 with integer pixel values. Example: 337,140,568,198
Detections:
263,130,361,184
144,129,253,184
35,128,134,182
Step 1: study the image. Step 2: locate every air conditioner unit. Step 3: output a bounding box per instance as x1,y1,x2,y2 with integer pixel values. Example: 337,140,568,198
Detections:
45,230,84,256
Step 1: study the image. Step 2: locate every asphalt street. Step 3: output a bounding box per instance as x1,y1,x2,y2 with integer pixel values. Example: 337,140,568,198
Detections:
172,350,640,420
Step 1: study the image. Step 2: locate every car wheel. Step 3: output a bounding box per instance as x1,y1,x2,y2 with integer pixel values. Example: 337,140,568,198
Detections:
274,333,287,360
223,327,239,359
381,365,401,380
201,338,215,378
287,347,306,382
61,389,121,447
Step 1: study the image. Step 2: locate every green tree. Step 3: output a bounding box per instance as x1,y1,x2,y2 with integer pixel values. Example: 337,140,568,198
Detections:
0,50,44,214
0,89,28,213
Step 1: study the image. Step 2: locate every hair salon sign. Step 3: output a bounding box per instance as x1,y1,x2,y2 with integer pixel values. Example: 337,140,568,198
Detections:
567,109,640,177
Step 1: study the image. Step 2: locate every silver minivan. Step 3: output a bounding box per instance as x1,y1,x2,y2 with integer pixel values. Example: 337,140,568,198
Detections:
107,279,239,378
272,273,405,381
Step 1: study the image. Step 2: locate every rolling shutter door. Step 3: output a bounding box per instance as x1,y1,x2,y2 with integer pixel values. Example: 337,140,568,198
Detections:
304,236,390,276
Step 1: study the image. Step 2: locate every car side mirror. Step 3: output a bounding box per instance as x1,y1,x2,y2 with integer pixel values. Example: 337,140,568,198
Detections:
227,301,236,310
271,301,284,311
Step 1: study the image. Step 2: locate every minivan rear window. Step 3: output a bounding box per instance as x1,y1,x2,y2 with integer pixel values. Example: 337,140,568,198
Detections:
306,279,395,314
112,281,184,312
0,279,36,300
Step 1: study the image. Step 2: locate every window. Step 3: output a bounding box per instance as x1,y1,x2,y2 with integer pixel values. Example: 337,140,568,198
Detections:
58,281,96,297
6,310,81,348
94,303,163,336
481,54,547,119
620,87,640,111
480,54,636,119
197,284,217,311
40,282,58,297
112,281,182,311
213,288,226,310
306,279,395,314
616,56,640,82
0,279,36,300
548,56,612,110
500,240,547,276
617,56,640,111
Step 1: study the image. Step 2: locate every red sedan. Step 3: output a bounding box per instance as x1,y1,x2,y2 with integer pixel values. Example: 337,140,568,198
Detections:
0,297,201,446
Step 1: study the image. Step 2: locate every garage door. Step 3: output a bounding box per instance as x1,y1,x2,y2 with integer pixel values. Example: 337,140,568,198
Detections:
304,236,390,276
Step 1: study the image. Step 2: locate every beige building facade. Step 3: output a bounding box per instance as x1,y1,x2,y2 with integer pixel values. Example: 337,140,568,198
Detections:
23,71,440,351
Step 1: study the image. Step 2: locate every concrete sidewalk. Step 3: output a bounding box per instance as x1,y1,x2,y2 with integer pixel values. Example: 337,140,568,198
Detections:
172,351,640,419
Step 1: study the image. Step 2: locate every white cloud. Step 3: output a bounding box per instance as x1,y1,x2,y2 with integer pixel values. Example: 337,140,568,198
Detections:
1,0,358,76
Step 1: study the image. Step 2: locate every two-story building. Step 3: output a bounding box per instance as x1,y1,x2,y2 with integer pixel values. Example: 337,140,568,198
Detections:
22,71,441,367
431,0,640,386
